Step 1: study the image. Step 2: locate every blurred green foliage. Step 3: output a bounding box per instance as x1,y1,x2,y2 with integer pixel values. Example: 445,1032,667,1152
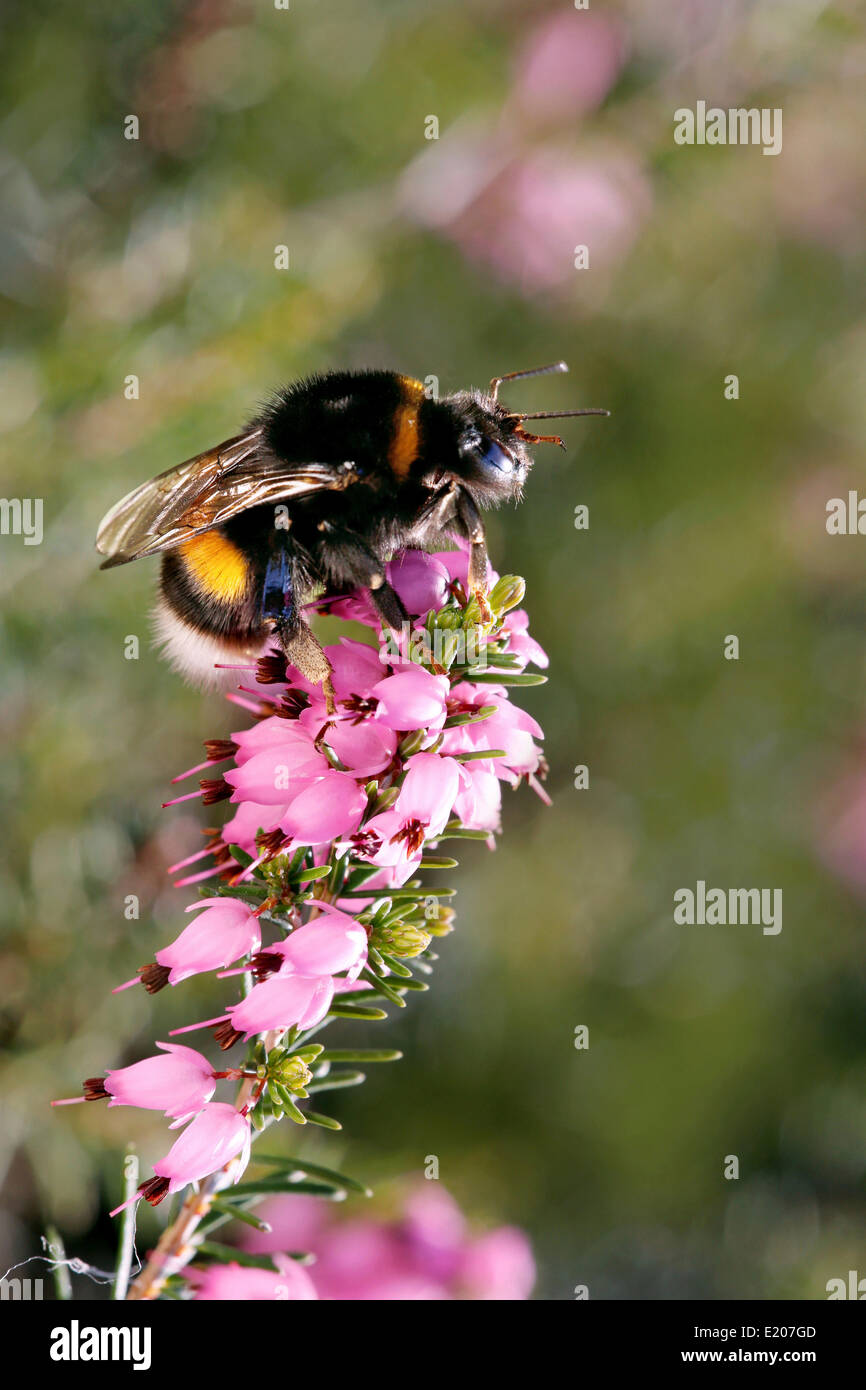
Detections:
2,0,865,1298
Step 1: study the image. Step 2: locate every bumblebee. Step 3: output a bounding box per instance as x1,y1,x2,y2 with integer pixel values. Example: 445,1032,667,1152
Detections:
96,362,607,710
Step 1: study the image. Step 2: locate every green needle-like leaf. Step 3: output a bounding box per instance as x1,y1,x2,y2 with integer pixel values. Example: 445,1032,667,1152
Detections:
317,1048,403,1063
252,1155,371,1196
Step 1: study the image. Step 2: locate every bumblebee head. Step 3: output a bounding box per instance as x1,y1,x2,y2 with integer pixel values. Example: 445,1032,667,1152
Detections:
426,390,532,503
424,362,608,506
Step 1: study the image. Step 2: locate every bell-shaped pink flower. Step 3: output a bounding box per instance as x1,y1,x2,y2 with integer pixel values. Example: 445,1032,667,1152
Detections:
232,719,304,760
441,686,543,780
452,763,502,833
386,551,451,617
194,1255,317,1301
395,752,462,839
371,668,449,731
280,770,366,845
314,718,396,778
104,1042,216,1123
502,608,548,668
224,734,328,805
328,637,389,697
270,904,367,979
227,973,334,1039
155,898,261,985
153,1102,251,1194
347,811,425,880
219,800,283,856
434,546,498,591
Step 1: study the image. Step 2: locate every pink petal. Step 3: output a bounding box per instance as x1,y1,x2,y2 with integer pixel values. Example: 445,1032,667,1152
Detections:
280,771,366,845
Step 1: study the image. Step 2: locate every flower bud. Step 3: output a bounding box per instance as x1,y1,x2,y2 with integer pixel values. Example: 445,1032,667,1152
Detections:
424,904,455,938
270,1054,314,1094
372,922,432,958
488,575,526,616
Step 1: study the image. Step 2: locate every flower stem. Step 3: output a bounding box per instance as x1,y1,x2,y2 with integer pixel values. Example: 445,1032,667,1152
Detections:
112,1146,139,1300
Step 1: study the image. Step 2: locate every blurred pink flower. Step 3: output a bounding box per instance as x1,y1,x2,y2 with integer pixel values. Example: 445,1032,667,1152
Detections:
513,11,627,124
240,1185,535,1301
194,1256,317,1301
450,147,649,292
817,765,866,896
458,1226,536,1301
503,607,549,669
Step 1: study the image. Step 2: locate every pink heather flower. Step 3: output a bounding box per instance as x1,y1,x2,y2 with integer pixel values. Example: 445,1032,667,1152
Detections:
386,550,451,616
355,810,423,877
435,545,494,590
395,752,462,839
152,1102,251,1194
220,800,283,853
359,752,463,873
308,1222,449,1301
103,1042,216,1123
155,898,261,985
227,973,335,1039
451,763,502,834
224,733,328,804
328,637,389,696
370,667,450,731
194,1256,317,1301
442,684,544,779
310,717,396,778
232,719,303,758
279,770,367,845
267,905,367,979
502,608,548,669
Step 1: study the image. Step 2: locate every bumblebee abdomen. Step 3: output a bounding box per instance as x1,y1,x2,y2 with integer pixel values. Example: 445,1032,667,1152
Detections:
156,528,268,686
177,531,252,604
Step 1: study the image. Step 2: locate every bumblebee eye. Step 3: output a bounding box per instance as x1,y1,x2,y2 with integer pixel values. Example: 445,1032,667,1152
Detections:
477,439,514,474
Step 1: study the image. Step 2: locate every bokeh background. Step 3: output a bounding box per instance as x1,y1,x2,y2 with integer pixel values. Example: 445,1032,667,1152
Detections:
2,0,866,1299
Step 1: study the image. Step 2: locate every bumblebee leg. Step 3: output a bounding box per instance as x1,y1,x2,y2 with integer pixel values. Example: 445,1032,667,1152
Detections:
275,616,336,715
454,489,492,621
317,523,408,632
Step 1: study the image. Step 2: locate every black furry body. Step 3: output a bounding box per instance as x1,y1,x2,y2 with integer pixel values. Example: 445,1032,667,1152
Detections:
98,364,607,705
157,370,534,697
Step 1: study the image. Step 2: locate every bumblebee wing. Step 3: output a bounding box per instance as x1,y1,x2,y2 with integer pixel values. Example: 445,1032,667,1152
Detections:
96,431,357,569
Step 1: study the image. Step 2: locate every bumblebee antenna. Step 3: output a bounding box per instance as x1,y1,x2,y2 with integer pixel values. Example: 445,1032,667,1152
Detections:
511,408,611,420
489,360,568,402
508,406,610,449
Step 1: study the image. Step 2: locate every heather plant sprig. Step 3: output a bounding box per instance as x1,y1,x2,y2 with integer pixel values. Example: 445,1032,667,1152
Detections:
56,547,547,1300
